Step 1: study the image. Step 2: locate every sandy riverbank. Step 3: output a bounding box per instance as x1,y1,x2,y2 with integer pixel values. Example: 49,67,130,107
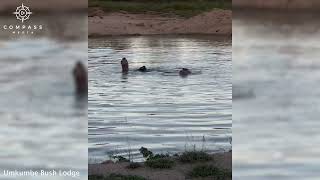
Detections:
89,151,231,180
88,9,231,36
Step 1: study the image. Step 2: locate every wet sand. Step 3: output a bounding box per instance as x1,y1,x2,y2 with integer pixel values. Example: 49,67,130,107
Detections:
89,9,231,36
89,152,231,180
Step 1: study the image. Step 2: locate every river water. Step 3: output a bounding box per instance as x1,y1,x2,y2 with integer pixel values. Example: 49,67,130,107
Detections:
88,36,232,162
233,11,320,180
0,14,87,180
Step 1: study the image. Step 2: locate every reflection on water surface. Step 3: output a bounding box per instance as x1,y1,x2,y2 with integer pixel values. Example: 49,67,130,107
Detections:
233,11,320,180
0,13,87,180
89,36,232,162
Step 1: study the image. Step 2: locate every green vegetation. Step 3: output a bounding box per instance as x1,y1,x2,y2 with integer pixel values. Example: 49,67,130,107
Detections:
145,157,175,169
113,155,130,162
139,147,174,169
189,165,231,179
89,174,146,180
139,147,154,159
107,147,224,172
92,147,231,179
109,147,214,169
179,151,212,163
89,0,231,17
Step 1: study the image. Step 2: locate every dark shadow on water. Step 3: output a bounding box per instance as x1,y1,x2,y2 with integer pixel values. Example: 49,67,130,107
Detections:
74,93,88,109
121,73,129,82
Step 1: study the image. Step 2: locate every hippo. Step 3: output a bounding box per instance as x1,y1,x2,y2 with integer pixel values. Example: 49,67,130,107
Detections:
138,66,147,72
73,61,88,94
121,58,147,73
121,57,129,73
179,68,192,77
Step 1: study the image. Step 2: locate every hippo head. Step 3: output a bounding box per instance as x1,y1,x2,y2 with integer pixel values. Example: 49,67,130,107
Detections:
179,68,191,77
138,66,147,72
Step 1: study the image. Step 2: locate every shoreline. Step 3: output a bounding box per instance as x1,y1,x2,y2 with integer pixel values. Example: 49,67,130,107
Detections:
89,9,232,36
89,33,232,38
89,151,231,180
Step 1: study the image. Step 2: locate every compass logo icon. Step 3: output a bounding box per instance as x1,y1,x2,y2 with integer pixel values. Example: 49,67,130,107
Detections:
13,3,32,23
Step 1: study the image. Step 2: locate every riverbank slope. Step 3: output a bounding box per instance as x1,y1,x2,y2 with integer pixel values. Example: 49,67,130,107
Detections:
89,151,231,180
89,9,231,36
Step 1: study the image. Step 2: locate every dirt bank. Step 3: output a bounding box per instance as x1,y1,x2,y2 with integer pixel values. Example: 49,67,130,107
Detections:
233,0,320,10
88,9,231,36
89,152,231,180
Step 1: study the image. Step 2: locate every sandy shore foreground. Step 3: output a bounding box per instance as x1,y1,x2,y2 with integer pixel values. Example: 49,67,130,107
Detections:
89,152,231,180
89,9,231,36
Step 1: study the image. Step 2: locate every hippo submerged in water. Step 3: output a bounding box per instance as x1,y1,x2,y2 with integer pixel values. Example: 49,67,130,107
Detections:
73,61,88,94
138,66,147,72
121,58,148,73
179,68,192,77
121,57,192,76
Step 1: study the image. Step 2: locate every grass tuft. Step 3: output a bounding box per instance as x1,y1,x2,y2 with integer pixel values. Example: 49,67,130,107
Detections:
138,147,174,169
139,147,153,159
113,155,130,162
145,158,175,169
179,151,211,163
189,165,231,179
